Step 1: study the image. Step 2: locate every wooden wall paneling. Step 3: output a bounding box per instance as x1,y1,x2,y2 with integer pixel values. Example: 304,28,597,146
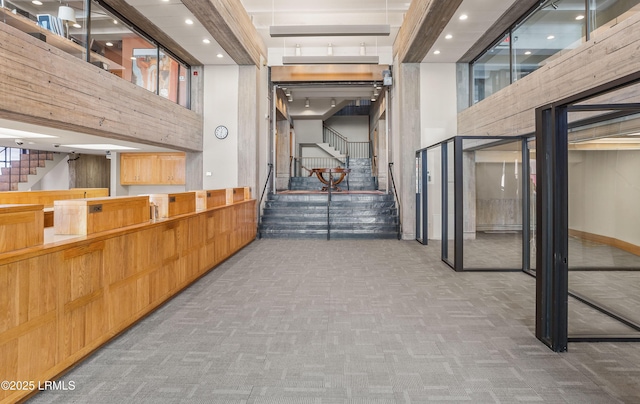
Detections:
59,241,106,360
54,196,150,235
0,205,44,253
0,189,109,207
0,24,203,152
0,254,58,404
0,200,256,403
393,0,463,63
458,14,640,137
69,155,111,189
180,0,266,66
270,65,389,83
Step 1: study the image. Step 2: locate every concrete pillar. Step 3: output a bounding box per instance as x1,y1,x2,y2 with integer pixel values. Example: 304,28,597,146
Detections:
238,65,260,196
394,63,421,240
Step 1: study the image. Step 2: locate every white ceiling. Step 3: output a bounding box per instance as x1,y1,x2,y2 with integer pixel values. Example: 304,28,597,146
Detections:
1,0,518,150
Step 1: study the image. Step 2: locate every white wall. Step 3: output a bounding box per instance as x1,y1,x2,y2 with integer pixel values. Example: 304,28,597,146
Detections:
294,119,323,145
569,150,640,246
203,65,240,189
325,116,369,142
32,155,69,190
420,63,458,148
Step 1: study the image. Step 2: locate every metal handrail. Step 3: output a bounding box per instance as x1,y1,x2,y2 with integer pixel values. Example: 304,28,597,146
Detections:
257,163,273,239
388,162,402,240
323,125,349,156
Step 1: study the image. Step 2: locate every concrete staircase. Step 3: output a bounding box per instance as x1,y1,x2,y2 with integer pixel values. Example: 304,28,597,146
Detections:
258,192,399,239
0,149,57,191
289,158,377,191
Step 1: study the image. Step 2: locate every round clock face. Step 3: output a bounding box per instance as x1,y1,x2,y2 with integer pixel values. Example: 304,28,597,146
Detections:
214,125,228,139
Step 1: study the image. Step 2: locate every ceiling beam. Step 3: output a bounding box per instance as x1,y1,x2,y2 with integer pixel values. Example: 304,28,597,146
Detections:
270,25,390,37
102,0,201,66
393,0,463,63
181,0,267,66
282,56,380,65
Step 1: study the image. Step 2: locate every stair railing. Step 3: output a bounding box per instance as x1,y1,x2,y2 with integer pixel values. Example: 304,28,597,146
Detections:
257,163,273,239
323,125,349,156
326,171,332,240
388,162,402,240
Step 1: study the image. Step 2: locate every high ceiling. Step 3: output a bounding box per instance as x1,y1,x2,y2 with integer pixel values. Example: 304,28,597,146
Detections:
0,0,519,151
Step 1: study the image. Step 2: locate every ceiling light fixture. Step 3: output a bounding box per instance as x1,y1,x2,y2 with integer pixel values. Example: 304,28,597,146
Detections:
305,98,310,108
105,42,113,47
113,19,118,24
31,0,42,5
576,15,585,20
331,99,336,108
72,23,81,28
355,98,361,107
547,35,555,40
360,42,366,56
459,14,468,20
445,34,452,39
434,50,440,55
270,24,390,37
203,39,210,44
185,19,194,25
327,43,333,56
525,51,532,55
216,53,223,58
295,44,301,56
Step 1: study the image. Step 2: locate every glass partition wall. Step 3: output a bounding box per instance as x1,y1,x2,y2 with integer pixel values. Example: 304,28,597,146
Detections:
417,136,534,272
536,73,640,351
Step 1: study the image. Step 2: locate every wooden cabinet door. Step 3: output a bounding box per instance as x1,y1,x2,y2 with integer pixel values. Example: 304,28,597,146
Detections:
121,153,183,185
157,154,185,184
120,154,157,184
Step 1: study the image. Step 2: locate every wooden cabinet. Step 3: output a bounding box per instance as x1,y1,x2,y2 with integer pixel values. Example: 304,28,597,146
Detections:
0,204,44,253
157,154,186,184
54,196,150,235
148,192,195,218
120,153,185,185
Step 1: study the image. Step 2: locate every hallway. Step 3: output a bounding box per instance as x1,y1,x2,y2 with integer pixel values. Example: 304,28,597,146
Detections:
30,240,640,403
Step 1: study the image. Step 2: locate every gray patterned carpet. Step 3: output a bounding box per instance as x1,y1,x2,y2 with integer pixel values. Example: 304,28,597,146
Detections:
29,239,640,403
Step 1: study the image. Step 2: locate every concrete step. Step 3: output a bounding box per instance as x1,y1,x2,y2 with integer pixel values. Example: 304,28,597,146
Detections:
259,191,399,239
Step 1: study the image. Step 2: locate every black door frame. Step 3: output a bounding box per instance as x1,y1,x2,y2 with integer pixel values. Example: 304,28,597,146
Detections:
535,71,640,352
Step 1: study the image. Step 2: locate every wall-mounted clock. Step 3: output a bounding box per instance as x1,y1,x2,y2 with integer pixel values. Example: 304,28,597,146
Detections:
214,125,229,140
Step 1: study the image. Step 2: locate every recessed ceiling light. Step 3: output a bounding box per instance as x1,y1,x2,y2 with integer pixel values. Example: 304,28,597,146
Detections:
445,34,453,39
433,50,440,55
31,0,42,5
459,14,468,20
216,53,223,58
72,23,81,28
105,42,113,47
202,39,210,44
130,57,136,60
547,35,555,40
525,51,532,55
185,19,194,25
576,15,585,20
113,20,118,24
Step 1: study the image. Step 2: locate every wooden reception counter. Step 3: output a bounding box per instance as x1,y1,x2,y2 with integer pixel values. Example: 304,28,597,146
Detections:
54,196,150,235
0,204,44,253
0,193,257,404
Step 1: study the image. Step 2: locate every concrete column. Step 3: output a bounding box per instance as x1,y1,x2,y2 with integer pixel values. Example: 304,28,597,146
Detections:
186,65,204,191
238,65,260,196
394,63,421,240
